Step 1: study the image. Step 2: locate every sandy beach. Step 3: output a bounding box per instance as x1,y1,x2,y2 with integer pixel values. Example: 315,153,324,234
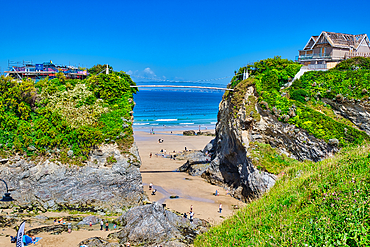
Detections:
134,128,245,225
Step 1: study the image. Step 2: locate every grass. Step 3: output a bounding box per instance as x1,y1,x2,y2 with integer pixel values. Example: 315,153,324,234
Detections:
195,143,370,246
248,142,299,175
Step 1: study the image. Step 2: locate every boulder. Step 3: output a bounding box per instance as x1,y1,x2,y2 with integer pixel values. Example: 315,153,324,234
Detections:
110,202,208,246
79,237,119,247
183,130,196,136
78,215,101,225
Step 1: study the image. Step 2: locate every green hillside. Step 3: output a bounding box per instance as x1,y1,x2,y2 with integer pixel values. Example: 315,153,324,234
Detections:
195,57,370,246
195,143,370,246
0,65,137,165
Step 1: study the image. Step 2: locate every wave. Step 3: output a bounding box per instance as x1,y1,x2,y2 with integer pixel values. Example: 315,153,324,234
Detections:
133,123,149,125
180,123,195,125
155,119,178,122
211,122,217,124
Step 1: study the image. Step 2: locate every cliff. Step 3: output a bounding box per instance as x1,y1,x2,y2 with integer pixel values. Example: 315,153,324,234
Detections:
183,57,370,202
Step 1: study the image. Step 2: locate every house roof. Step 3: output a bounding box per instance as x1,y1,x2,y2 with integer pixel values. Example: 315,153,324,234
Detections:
303,31,369,51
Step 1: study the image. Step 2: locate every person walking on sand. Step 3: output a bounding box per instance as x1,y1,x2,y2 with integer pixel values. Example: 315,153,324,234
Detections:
105,222,109,231
100,219,104,231
190,205,193,212
149,152,152,158
68,222,72,233
219,203,222,213
89,221,92,227
149,182,153,190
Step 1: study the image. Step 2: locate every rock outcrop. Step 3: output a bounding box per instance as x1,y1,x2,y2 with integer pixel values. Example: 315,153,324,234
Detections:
199,84,339,201
323,98,370,136
0,143,146,212
108,202,208,246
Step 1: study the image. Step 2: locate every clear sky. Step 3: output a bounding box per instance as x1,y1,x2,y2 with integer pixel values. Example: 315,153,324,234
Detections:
1,0,369,85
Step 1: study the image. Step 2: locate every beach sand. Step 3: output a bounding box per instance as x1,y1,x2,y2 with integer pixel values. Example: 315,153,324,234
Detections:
135,129,245,225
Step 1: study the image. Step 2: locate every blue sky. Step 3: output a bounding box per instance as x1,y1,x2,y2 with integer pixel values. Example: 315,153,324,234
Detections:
1,0,369,86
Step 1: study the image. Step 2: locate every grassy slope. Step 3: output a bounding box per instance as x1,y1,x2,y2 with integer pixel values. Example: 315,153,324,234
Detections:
195,143,370,246
196,58,370,246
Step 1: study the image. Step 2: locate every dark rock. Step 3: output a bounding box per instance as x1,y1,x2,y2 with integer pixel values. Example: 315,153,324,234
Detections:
0,215,16,227
177,151,212,176
78,237,120,247
26,224,68,235
0,159,8,164
183,130,196,136
78,215,101,225
328,138,339,146
110,202,208,246
197,131,215,136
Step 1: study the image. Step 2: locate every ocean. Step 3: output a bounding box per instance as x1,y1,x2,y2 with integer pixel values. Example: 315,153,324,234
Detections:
132,82,226,131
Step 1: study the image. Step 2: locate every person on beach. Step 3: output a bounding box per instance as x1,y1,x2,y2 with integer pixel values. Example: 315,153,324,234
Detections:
183,212,187,219
219,203,222,213
151,189,157,195
100,219,104,231
68,222,72,233
149,152,152,158
114,224,117,230
149,182,153,190
215,190,218,196
190,205,193,211
105,222,109,231
189,211,194,223
89,221,92,227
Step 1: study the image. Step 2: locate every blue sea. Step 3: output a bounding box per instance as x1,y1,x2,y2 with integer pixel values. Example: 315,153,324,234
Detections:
132,81,226,131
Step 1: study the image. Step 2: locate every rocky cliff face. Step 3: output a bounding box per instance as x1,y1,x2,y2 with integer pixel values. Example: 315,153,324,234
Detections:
201,84,340,201
323,98,370,136
0,143,146,212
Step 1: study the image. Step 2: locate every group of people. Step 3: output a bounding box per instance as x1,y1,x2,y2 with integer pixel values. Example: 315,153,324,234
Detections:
99,220,116,231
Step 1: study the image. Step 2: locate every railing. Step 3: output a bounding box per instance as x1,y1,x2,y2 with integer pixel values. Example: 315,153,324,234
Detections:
345,52,370,59
308,64,327,70
298,54,332,60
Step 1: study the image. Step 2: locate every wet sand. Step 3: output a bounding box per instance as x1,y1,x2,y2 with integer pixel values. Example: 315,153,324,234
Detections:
135,128,245,225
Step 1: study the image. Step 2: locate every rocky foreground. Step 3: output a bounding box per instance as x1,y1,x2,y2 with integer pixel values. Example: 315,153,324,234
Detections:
0,143,146,213
80,202,208,247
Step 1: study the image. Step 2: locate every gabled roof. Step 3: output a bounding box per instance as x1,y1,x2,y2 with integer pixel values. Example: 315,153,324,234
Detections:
303,36,317,50
303,31,370,51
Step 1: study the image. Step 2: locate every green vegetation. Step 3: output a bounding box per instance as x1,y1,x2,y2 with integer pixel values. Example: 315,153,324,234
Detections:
248,142,299,175
0,66,137,165
228,57,370,146
195,143,370,246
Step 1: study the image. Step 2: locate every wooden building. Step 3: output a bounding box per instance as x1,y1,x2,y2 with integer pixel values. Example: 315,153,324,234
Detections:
297,31,370,70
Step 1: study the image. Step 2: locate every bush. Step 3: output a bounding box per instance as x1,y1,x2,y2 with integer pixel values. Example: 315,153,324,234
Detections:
290,89,308,103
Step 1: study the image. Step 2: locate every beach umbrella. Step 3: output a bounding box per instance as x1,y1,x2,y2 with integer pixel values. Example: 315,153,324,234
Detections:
16,221,26,247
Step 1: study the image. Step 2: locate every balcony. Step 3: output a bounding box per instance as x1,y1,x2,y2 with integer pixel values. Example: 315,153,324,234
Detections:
298,53,332,61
